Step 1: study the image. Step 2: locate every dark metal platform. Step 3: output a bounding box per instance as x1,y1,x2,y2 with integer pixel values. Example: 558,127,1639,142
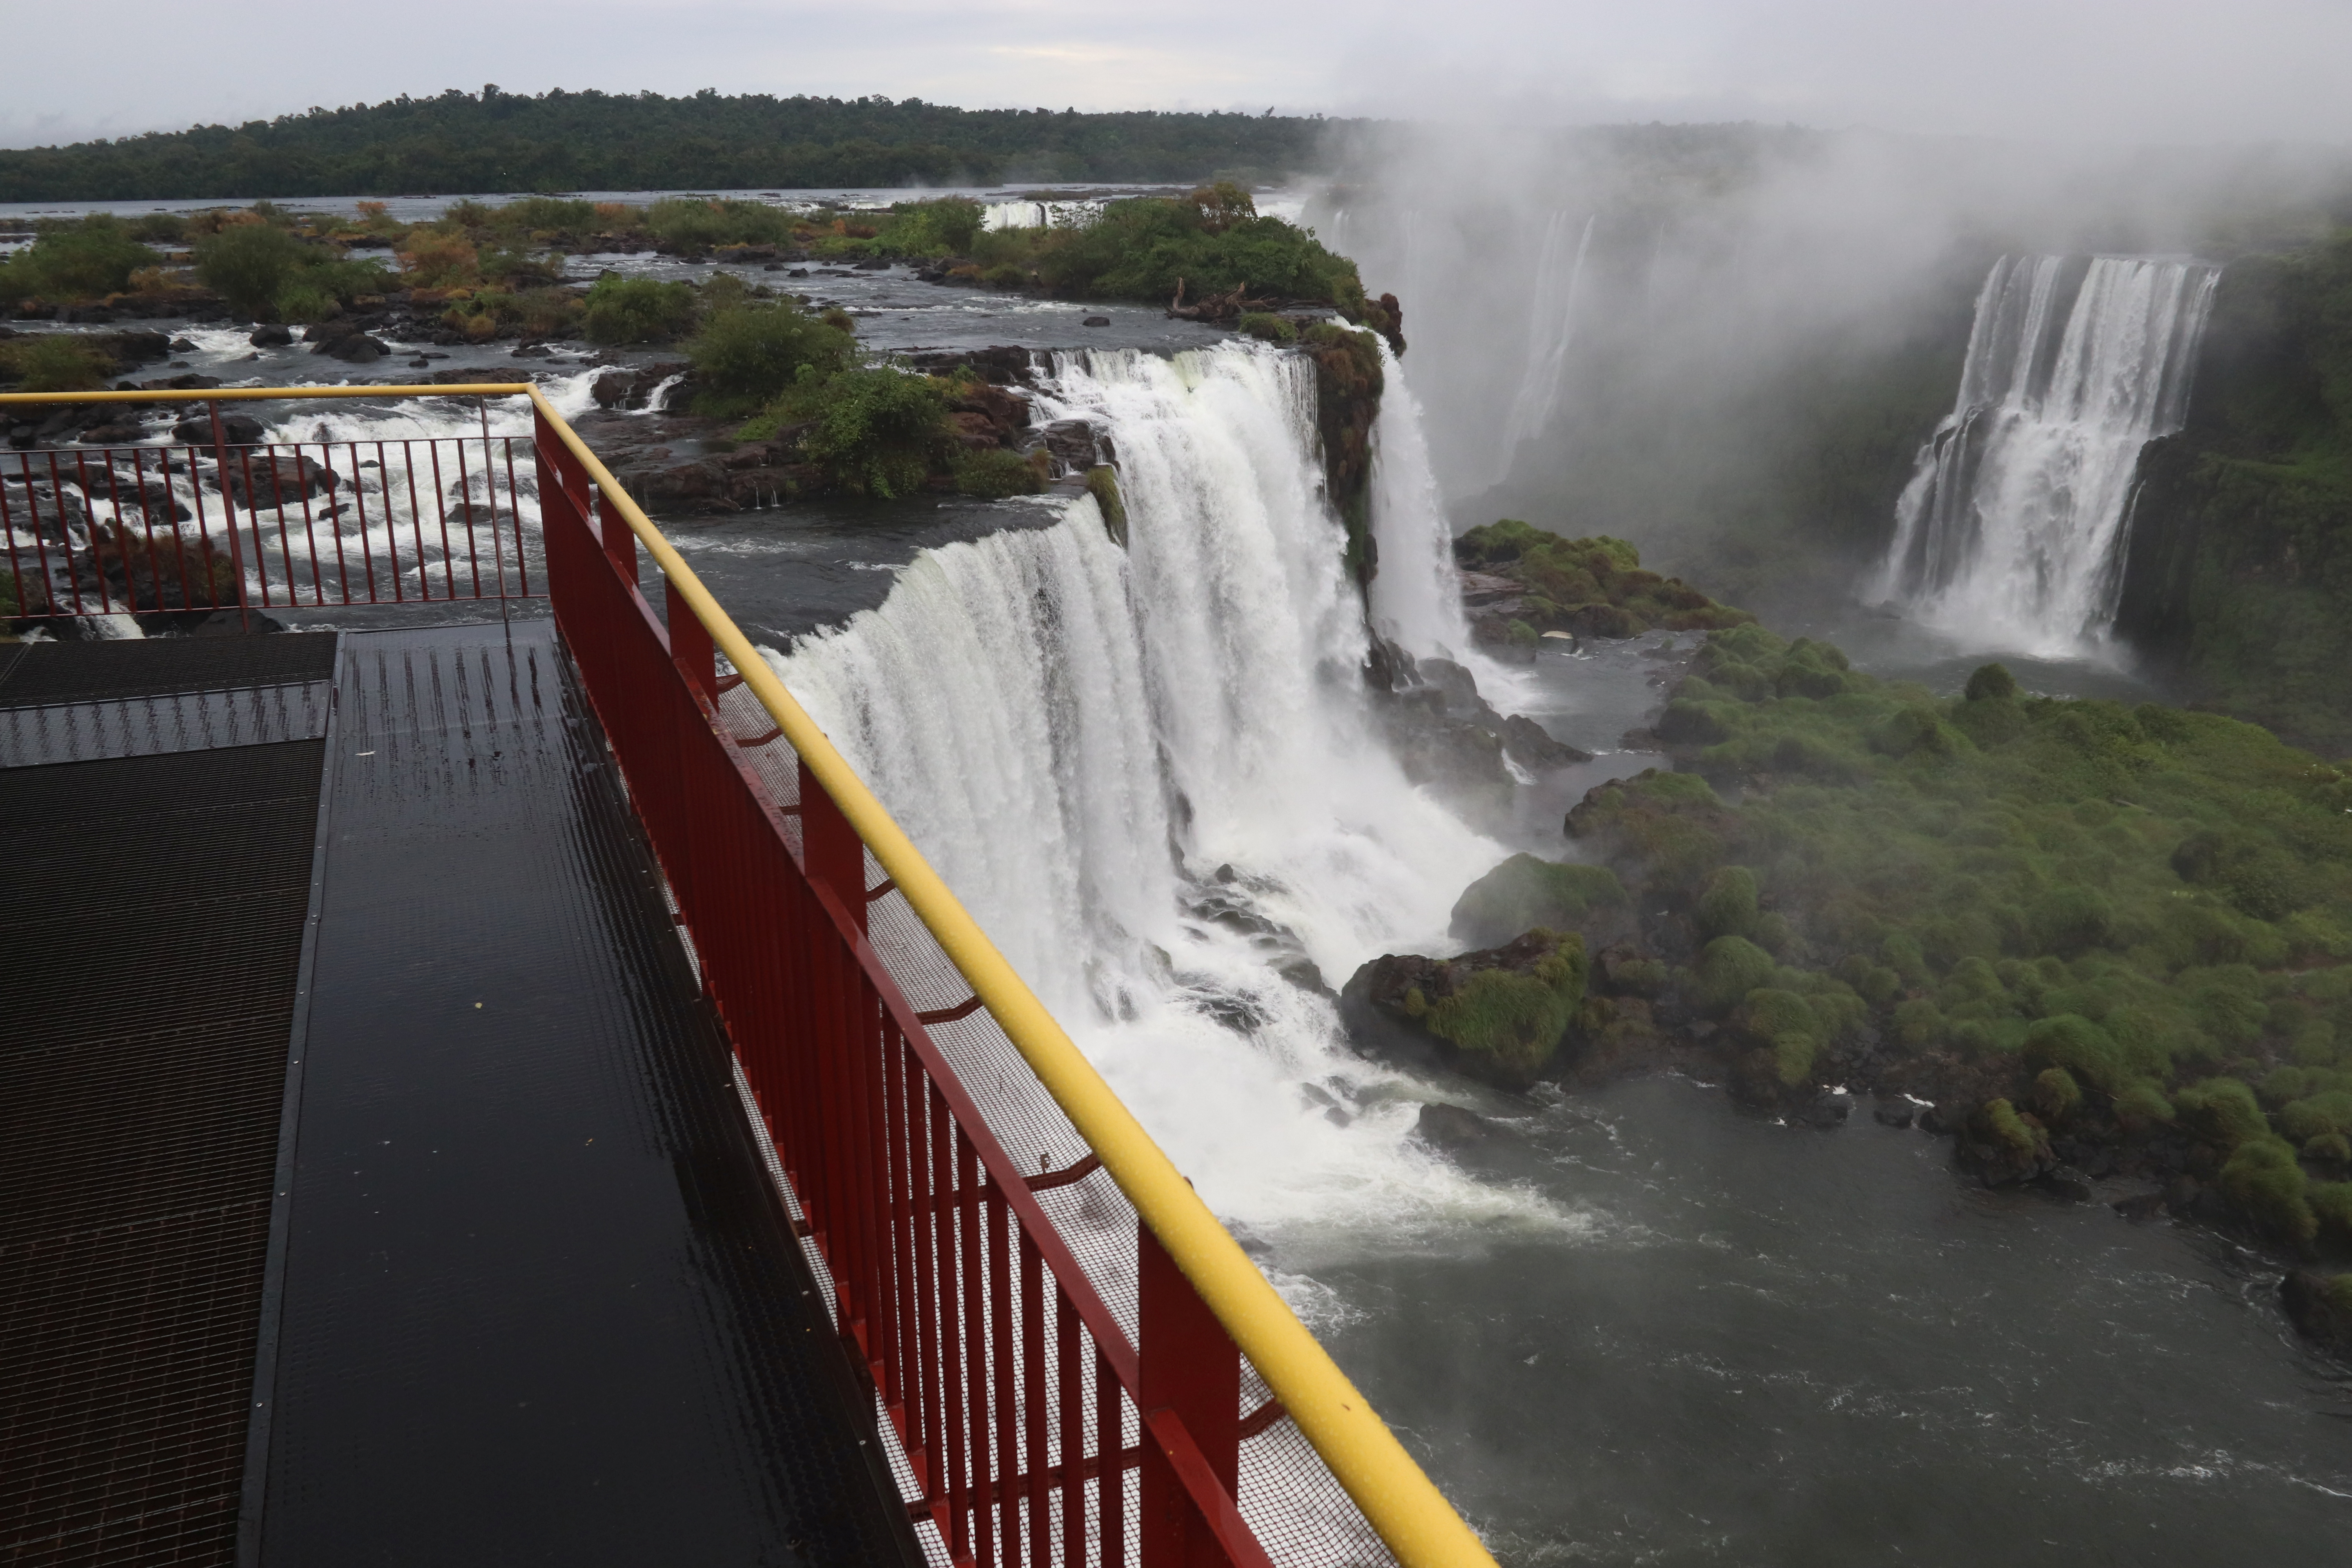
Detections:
1,624,916,1568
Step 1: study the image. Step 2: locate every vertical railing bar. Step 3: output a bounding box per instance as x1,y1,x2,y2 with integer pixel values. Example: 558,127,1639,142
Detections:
203,399,251,631
0,455,29,619
41,451,84,615
284,443,328,606
454,437,485,600
1057,1285,1083,1566
348,441,378,604
502,435,530,596
1097,1348,1123,1568
402,440,429,601
427,440,457,600
991,1178,1018,1567
912,1066,946,1516
95,448,134,614
962,1126,993,1568
235,446,273,609
1020,1225,1047,1568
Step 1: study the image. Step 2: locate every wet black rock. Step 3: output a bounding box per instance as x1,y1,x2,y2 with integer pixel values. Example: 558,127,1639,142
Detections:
172,412,265,445
250,324,293,348
1806,1089,1853,1128
1501,713,1593,769
1873,1100,1916,1129
2041,1165,2096,1203
2281,1271,2352,1356
1415,1102,1502,1151
2111,1189,2167,1221
1082,315,1111,327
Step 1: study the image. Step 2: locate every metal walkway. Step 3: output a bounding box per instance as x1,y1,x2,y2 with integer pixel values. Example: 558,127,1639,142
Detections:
0,626,916,1568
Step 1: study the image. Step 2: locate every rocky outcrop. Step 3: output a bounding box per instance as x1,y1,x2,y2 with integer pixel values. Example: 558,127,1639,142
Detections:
1341,929,1588,1091
2281,1271,2352,1357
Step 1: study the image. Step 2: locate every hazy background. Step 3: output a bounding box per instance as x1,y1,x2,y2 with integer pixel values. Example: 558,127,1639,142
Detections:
10,0,2352,148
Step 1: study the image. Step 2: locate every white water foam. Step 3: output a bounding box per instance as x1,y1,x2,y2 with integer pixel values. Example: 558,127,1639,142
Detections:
771,343,1575,1246
1873,254,2219,657
1497,212,1597,472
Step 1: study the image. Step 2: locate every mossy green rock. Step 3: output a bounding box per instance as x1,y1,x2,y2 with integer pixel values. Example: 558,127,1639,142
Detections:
1448,853,1628,950
1341,929,1588,1091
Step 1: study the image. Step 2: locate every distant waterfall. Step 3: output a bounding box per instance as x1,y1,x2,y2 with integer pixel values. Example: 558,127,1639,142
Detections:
770,345,1544,1240
1497,212,1597,469
1873,254,2219,655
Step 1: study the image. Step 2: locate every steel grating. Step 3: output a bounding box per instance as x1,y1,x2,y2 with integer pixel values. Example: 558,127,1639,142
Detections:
0,634,338,709
0,737,327,1568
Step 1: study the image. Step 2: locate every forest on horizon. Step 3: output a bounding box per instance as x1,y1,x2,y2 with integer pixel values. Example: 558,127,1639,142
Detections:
0,88,1356,202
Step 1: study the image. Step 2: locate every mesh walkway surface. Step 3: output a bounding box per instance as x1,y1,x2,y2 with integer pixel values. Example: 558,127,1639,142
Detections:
3,622,915,1568
0,642,329,1567
254,620,916,1568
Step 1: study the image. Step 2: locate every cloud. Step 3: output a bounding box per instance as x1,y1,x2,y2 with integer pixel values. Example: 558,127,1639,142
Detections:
3,0,2347,150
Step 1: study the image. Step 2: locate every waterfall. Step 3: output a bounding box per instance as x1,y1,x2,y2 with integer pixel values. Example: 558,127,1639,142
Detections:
770,344,1560,1243
1873,253,2219,656
1497,212,1597,470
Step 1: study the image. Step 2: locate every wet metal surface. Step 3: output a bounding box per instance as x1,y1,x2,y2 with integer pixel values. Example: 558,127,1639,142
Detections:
0,682,330,768
255,620,914,1566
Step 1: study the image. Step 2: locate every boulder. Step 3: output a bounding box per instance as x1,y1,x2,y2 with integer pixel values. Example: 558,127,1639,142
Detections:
1806,1089,1853,1129
1340,929,1588,1091
1872,1100,1916,1129
1501,713,1592,769
1414,1102,1502,1151
226,453,339,510
1082,314,1111,327
172,413,265,446
2281,1271,2352,1356
313,334,388,363
2040,1164,2096,1203
1038,419,1100,470
1448,853,1629,951
250,324,293,348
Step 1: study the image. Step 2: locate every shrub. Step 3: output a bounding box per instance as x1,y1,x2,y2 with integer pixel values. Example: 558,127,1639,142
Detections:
0,334,111,392
2034,1067,2083,1123
1965,663,2020,702
1697,935,1777,1015
685,301,855,416
2114,1081,2178,1127
882,196,984,258
982,263,1029,290
1237,311,1296,343
397,230,481,288
1697,865,1761,940
583,276,699,345
782,367,951,499
2174,1077,2270,1147
2280,1091,2352,1142
0,219,159,303
951,446,1048,498
195,223,306,316
1086,465,1127,544
2220,1136,2317,1243
2024,1014,2126,1093
1978,1098,2045,1161
1417,931,1588,1082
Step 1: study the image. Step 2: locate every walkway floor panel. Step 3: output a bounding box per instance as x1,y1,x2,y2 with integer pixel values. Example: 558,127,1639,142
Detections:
257,621,913,1568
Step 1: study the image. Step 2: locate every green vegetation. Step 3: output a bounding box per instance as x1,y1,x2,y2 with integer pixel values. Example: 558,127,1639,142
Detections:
192,220,388,319
1455,522,1756,641
581,277,698,345
1548,619,2352,1236
950,447,1050,499
0,89,1356,201
1085,466,1127,546
1403,931,1589,1083
1450,853,1629,948
0,217,157,305
1305,321,1386,583
2116,229,2352,753
681,297,853,414
0,334,113,392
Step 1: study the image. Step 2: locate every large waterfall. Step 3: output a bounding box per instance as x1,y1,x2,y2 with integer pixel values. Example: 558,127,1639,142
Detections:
1497,212,1598,469
1872,254,2219,655
769,344,1561,1245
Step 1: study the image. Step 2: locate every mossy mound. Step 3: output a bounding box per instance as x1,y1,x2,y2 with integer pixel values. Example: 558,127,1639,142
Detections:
1450,854,1629,950
1454,520,1754,644
1341,930,1589,1091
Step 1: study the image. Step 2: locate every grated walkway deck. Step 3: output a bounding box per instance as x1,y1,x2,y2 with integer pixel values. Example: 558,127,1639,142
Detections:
1,624,915,1568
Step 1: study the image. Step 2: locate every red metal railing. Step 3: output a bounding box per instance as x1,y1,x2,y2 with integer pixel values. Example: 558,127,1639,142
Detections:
534,407,1275,1566
2,410,534,625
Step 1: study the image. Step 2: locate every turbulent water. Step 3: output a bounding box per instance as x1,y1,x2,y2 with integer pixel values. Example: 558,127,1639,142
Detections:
1872,254,2220,656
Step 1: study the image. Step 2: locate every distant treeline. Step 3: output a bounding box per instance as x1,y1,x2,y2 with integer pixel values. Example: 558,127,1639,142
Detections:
0,88,1358,202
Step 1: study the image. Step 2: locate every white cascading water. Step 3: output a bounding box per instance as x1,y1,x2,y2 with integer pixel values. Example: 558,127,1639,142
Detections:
1872,254,2219,656
1497,212,1597,471
771,343,1570,1249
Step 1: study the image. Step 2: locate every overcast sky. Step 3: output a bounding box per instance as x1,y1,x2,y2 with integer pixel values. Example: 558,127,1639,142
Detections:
9,0,2352,149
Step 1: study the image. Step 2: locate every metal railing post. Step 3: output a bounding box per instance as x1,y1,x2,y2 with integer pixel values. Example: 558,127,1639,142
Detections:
1138,1220,1243,1568
205,398,252,632
799,759,867,935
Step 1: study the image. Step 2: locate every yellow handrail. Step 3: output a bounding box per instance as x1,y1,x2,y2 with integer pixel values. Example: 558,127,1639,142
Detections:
1,383,1498,1567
